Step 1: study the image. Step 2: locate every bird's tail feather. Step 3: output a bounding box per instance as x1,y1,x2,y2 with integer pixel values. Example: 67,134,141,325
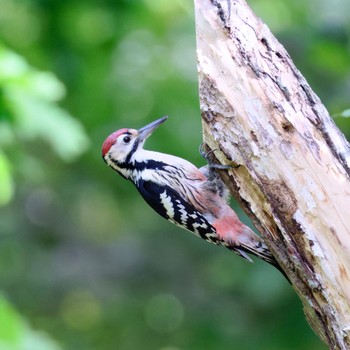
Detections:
231,226,291,283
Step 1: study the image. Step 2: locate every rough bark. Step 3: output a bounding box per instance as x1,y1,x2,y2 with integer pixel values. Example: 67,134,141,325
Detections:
195,0,350,349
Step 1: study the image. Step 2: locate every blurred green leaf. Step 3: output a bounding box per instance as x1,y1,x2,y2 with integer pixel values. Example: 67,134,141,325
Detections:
0,150,13,205
0,295,22,345
0,295,62,350
334,109,350,118
0,47,65,101
333,109,350,141
0,45,89,206
9,90,89,161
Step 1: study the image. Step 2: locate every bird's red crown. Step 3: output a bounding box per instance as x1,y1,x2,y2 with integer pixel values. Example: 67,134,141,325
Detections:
102,128,128,157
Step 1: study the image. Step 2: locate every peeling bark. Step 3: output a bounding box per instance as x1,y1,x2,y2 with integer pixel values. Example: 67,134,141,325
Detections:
195,0,350,349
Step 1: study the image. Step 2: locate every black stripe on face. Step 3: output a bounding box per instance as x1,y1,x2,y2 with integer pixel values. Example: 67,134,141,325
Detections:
125,138,140,164
116,159,168,172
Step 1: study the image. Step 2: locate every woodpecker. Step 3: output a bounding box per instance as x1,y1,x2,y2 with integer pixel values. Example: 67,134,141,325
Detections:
102,116,285,276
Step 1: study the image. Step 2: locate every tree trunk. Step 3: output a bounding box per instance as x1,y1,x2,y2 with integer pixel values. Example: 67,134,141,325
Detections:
194,0,350,349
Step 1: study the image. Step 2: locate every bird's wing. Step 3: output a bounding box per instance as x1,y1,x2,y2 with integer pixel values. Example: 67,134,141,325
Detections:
136,179,259,263
136,179,220,244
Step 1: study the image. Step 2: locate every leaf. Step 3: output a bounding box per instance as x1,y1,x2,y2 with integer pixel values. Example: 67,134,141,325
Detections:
0,295,62,350
9,90,89,161
334,109,350,118
0,151,14,205
0,294,23,346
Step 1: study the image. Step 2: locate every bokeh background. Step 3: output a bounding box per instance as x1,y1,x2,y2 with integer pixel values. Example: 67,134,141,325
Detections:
0,0,349,349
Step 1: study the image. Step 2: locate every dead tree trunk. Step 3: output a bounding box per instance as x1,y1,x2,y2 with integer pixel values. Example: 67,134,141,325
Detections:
195,0,350,349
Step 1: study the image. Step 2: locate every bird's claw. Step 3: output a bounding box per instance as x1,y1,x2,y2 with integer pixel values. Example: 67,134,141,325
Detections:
199,143,240,170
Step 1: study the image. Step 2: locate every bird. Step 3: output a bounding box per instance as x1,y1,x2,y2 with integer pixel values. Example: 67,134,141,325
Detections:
102,116,287,277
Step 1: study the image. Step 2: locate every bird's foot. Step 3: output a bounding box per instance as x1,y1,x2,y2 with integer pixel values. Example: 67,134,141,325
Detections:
199,143,240,170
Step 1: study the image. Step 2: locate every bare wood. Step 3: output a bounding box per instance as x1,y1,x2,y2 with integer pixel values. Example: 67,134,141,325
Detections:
195,0,350,348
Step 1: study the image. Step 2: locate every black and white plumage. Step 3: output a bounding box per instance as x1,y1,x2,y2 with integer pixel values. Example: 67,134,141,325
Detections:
102,116,287,278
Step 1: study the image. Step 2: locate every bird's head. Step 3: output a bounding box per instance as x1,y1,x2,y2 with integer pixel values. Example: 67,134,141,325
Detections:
102,116,168,166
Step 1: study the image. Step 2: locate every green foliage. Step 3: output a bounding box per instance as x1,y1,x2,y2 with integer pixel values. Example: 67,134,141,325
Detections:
0,150,13,205
336,109,350,118
0,295,62,350
333,109,350,140
0,0,348,349
0,45,89,205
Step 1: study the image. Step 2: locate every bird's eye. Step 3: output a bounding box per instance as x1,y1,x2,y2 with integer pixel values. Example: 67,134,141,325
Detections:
123,135,131,144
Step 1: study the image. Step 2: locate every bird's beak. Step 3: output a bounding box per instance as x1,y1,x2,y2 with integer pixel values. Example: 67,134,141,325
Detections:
137,116,168,142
